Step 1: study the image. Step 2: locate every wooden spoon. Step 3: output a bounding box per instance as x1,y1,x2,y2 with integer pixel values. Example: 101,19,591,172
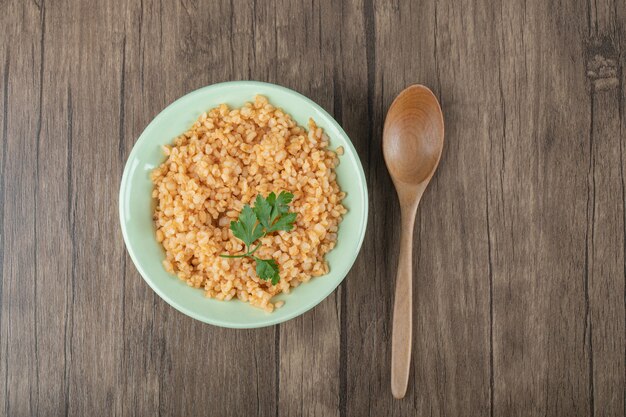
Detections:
382,85,444,399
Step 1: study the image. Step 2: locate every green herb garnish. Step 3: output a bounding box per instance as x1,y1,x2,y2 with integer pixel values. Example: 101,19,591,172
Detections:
220,192,297,285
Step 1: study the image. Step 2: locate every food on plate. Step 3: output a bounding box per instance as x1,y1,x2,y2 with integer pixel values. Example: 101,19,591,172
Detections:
151,96,346,311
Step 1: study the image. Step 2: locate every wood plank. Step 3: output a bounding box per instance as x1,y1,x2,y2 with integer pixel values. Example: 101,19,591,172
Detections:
32,0,77,414
117,1,166,415
588,73,626,417
491,0,598,415
334,2,371,416
0,1,44,416
0,10,8,417
62,0,127,414
586,0,626,414
337,0,387,415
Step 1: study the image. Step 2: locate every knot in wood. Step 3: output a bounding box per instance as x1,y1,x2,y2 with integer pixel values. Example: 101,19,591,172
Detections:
587,54,619,90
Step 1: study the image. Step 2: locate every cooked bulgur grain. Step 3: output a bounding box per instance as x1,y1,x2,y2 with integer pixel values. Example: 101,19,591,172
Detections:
151,96,346,312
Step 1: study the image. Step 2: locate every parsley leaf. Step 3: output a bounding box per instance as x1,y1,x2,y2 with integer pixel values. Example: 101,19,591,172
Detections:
253,194,273,229
255,258,280,285
271,191,293,222
230,205,264,248
268,212,297,233
221,192,297,286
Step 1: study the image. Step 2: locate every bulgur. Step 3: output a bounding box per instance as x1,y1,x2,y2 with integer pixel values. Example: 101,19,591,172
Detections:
151,96,346,312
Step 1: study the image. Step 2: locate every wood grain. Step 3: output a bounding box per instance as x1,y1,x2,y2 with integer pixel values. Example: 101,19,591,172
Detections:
0,0,624,415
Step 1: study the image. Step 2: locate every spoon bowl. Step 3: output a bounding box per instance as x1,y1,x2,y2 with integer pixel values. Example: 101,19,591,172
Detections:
382,84,444,399
383,85,444,186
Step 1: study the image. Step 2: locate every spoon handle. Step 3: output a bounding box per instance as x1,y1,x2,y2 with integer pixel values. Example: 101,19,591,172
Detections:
391,208,417,399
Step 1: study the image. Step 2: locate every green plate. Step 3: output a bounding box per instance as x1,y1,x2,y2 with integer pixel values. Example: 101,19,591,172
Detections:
119,81,368,328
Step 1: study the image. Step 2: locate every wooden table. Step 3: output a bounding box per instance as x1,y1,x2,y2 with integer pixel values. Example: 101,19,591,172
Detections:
2,0,625,416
